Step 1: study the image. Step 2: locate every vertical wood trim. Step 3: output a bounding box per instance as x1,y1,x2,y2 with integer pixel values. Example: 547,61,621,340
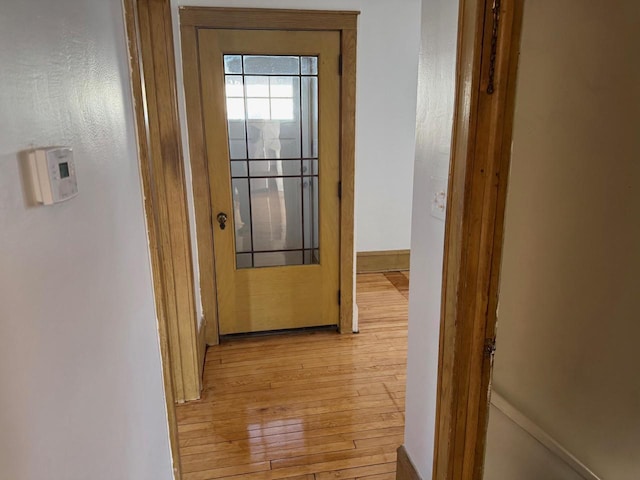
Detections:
433,0,524,479
180,25,220,346
465,0,524,480
433,2,484,474
125,0,201,408
122,0,182,477
339,28,357,333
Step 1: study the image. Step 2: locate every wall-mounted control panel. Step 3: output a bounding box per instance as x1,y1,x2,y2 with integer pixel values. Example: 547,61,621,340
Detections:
28,147,78,205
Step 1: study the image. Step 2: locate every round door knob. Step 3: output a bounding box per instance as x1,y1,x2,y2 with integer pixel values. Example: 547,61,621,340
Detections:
216,212,228,230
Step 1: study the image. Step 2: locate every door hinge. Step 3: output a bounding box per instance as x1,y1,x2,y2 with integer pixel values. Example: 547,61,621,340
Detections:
484,338,497,356
338,54,343,75
338,290,341,305
338,181,342,199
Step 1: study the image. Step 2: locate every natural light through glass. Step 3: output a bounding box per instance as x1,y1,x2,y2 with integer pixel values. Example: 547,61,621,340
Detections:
223,54,319,269
225,76,295,121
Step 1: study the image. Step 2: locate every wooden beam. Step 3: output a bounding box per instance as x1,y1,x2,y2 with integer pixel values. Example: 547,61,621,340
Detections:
180,7,358,30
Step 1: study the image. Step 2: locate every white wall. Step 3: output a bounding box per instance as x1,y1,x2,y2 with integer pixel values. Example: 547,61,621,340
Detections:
0,1,173,479
491,2,640,479
403,0,459,477
170,2,421,318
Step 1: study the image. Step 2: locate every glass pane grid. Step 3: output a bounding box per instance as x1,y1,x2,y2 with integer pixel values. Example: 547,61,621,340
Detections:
224,55,319,269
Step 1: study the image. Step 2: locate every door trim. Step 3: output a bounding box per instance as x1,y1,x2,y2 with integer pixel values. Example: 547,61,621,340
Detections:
123,0,203,407
429,0,524,479
124,1,524,478
122,0,196,477
180,7,359,343
396,1,523,478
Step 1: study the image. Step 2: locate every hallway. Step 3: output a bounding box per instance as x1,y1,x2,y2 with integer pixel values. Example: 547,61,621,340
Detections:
175,272,410,480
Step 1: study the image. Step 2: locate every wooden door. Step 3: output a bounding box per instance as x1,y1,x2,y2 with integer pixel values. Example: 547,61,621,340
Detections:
198,29,341,335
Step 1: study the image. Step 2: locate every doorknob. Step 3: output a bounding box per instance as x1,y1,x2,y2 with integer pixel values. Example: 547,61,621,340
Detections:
216,212,228,230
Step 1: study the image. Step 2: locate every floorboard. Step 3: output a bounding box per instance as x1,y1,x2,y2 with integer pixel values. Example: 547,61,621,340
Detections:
177,272,409,480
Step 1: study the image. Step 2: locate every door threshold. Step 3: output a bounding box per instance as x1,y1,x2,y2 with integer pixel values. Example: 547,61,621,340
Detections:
220,325,339,341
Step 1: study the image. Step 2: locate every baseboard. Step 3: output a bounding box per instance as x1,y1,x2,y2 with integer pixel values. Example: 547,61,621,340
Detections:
357,249,410,273
197,317,207,386
396,445,422,480
491,391,601,480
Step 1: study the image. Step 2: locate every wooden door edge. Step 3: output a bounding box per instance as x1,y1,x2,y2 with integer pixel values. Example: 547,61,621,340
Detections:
179,8,359,340
431,1,524,479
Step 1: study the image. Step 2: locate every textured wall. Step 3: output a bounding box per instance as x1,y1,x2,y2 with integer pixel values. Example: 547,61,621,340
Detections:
403,0,459,477
0,1,173,478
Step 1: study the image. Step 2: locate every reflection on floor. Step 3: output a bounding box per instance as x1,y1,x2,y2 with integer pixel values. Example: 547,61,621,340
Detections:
484,406,585,480
176,272,410,480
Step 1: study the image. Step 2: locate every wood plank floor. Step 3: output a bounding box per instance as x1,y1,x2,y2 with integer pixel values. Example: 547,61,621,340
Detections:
176,272,410,480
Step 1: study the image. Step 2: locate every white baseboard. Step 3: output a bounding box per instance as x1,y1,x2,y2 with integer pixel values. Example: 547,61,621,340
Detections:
490,391,601,480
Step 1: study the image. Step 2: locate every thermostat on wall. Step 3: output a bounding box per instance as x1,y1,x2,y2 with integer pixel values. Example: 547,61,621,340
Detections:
28,147,78,205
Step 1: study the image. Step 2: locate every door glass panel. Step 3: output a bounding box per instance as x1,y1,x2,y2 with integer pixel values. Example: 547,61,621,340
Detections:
224,54,320,269
224,55,243,74
300,56,318,75
243,55,300,75
225,76,247,159
254,251,304,268
230,161,248,177
303,177,319,250
250,177,302,251
301,77,318,158
249,160,300,177
236,253,253,269
231,179,252,253
302,159,318,175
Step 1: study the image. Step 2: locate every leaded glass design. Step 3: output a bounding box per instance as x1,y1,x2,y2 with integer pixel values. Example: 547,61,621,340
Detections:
223,55,319,269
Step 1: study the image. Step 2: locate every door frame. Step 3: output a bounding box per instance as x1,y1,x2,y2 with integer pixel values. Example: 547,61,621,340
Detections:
123,4,357,478
397,0,523,478
414,0,524,479
124,0,523,479
180,7,359,343
123,0,195,477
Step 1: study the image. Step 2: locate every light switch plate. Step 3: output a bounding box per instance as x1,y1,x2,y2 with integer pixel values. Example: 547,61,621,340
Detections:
430,176,448,221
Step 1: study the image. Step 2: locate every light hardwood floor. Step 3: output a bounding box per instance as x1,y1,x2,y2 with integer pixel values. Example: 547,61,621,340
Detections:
176,272,410,480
